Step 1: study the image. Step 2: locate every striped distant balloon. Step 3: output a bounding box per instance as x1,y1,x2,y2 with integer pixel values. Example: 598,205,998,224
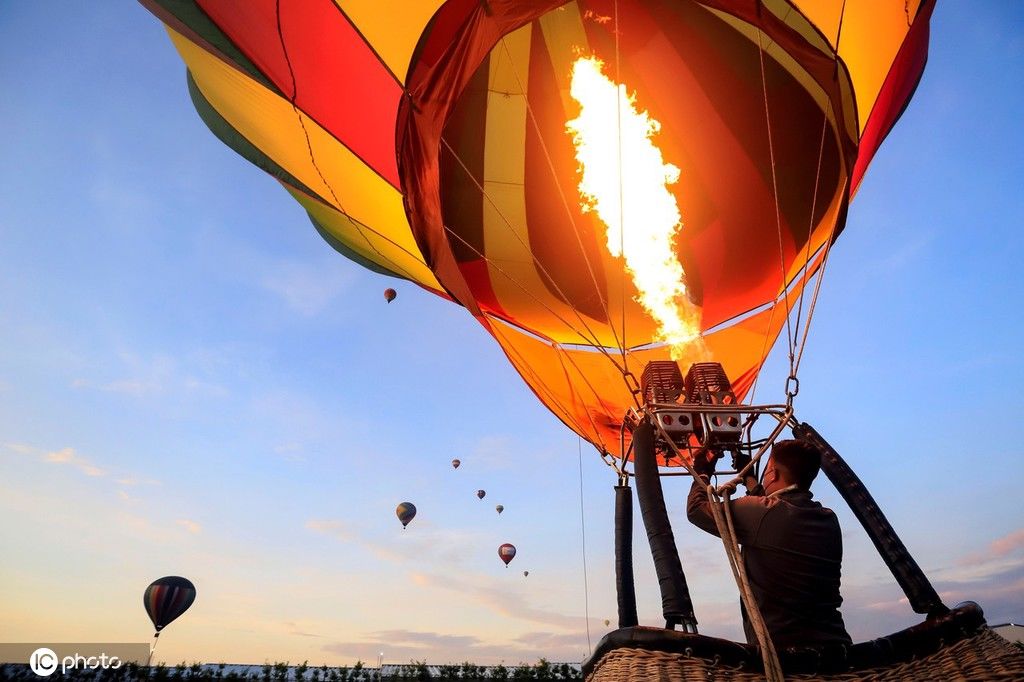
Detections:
143,576,196,634
498,543,516,566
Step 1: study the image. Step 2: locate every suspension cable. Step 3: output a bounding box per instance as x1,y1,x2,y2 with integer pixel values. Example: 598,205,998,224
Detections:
578,436,593,655
756,29,797,388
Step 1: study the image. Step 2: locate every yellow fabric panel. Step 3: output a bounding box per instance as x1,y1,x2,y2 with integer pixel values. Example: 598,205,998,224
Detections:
334,0,444,83
836,2,918,134
478,25,633,349
286,186,444,293
538,2,590,115
168,27,422,272
789,0,844,48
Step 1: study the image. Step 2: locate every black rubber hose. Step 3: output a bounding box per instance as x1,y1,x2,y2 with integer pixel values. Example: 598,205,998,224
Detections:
794,422,947,618
632,421,696,628
614,484,638,628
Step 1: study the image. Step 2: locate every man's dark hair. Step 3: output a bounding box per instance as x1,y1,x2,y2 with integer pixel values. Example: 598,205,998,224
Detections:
770,439,822,490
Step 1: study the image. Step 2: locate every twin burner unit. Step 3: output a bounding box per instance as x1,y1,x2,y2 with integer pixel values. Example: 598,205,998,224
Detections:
634,361,745,467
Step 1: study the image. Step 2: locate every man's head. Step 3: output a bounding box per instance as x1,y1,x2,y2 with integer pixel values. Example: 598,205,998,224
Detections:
763,439,822,492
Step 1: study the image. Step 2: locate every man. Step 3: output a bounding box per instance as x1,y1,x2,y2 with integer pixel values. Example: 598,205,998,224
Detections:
686,439,852,649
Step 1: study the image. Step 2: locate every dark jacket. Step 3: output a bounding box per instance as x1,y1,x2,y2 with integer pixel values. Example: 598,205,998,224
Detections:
687,479,851,649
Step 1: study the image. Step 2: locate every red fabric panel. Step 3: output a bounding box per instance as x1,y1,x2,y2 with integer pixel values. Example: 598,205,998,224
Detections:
196,0,401,187
850,0,935,196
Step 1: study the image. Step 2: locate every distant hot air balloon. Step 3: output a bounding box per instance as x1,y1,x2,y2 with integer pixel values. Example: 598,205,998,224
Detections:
495,504,504,515
396,502,417,529
383,288,397,303
498,543,516,566
604,619,611,627
451,459,461,469
476,490,486,500
143,576,196,636
523,571,529,577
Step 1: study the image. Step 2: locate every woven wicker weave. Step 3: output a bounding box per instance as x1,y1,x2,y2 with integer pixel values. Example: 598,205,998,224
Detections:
585,628,1024,681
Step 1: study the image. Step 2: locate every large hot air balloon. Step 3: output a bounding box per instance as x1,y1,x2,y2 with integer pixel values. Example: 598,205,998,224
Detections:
142,6,994,679
137,1,934,463
476,490,486,500
498,543,517,567
143,576,196,635
395,502,417,529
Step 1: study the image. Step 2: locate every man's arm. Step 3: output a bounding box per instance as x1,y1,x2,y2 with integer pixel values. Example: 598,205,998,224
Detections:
686,477,771,545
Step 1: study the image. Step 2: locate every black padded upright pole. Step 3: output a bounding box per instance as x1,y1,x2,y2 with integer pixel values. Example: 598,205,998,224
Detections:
632,421,696,629
794,422,947,617
614,484,638,628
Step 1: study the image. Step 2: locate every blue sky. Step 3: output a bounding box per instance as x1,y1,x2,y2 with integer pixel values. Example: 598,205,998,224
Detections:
1,1,1023,668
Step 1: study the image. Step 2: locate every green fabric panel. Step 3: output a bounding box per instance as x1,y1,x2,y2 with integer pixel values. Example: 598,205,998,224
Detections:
148,0,280,94
307,214,404,280
187,71,323,201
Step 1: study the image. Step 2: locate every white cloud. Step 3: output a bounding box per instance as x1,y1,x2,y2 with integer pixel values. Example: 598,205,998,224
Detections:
43,447,106,477
177,519,202,534
259,259,354,317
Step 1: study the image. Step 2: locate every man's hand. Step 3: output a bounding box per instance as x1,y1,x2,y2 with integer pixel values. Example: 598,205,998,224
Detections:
690,447,721,477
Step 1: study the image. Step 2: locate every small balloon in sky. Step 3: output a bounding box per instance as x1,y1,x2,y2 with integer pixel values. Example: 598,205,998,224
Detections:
523,570,529,577
384,288,397,303
476,489,486,500
143,576,196,635
498,543,516,566
495,504,504,514
396,502,417,528
451,458,461,469
604,619,611,627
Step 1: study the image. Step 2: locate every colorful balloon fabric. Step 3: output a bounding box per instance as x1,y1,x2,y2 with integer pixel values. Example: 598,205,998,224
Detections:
142,1,935,463
143,576,196,633
384,287,397,303
498,543,517,566
396,502,417,528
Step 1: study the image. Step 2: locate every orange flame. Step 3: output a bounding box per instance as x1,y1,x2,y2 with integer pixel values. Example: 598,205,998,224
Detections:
566,56,702,358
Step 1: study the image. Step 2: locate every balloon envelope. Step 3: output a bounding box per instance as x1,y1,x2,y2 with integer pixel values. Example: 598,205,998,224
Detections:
498,543,516,566
143,0,935,464
495,504,504,514
523,570,529,577
384,288,397,303
143,576,196,633
451,459,461,469
476,490,485,500
396,501,417,528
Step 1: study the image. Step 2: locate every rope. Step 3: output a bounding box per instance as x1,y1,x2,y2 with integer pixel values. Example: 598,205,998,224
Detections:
705,485,784,682
614,0,627,373
579,436,593,655
146,632,160,667
756,28,797,387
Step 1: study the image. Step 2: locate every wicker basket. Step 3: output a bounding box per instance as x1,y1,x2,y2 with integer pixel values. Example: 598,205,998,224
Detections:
584,605,1024,681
